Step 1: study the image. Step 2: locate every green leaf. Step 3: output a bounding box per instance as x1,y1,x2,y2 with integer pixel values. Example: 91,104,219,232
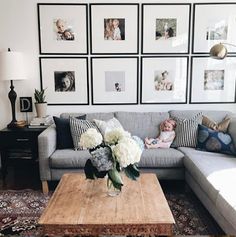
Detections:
124,164,140,181
108,169,123,185
84,159,107,180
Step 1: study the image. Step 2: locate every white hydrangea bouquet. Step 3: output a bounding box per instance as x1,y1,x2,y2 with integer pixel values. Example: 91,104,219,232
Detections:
80,128,142,193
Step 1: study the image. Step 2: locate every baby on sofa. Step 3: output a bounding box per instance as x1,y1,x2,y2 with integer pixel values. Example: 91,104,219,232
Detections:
145,118,176,149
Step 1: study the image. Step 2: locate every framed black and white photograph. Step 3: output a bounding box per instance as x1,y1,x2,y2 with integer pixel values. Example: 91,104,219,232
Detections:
39,57,89,105
190,56,236,103
193,3,236,54
90,4,139,54
141,56,188,104
142,4,191,54
91,57,138,104
38,4,88,54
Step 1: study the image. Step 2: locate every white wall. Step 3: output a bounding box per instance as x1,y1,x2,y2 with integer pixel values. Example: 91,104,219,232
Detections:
0,0,236,129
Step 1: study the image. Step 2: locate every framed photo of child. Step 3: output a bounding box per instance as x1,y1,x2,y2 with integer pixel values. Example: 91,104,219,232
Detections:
38,4,88,54
90,4,139,54
39,57,89,105
141,56,188,104
190,56,236,103
91,57,139,104
142,4,191,54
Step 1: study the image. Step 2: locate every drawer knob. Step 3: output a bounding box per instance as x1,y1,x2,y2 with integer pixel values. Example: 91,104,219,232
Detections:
16,138,29,142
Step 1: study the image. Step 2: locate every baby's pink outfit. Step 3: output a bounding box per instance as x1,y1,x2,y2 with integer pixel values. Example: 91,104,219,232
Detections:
145,130,175,149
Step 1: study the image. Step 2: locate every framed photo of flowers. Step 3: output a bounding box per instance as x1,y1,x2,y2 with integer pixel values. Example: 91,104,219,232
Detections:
39,57,89,105
90,4,139,54
193,3,236,54
142,4,191,54
141,56,188,104
37,3,88,55
190,56,236,104
91,57,139,105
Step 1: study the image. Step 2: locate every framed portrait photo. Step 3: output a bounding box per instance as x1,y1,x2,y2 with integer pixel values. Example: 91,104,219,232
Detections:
190,56,236,104
141,56,188,104
91,57,138,105
37,4,88,54
193,3,236,54
90,4,139,54
142,4,191,54
39,57,89,105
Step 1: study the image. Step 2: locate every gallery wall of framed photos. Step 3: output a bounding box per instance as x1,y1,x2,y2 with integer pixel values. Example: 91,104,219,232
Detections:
37,2,236,106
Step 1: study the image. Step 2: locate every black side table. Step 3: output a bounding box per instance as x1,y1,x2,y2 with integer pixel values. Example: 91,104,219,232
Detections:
0,127,46,181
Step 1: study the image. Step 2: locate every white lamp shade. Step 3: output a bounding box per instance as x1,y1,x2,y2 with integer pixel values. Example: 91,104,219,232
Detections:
0,51,27,81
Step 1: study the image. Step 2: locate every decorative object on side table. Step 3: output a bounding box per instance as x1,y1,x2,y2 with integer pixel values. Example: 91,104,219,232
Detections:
80,128,142,196
34,88,47,118
0,48,27,128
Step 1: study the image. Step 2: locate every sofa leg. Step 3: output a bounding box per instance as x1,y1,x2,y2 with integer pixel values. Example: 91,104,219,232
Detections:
42,181,49,194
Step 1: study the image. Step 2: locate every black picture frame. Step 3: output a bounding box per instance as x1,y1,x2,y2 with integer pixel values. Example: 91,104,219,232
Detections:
141,3,191,54
140,56,189,104
190,56,236,104
39,57,89,106
37,3,88,55
90,3,139,55
91,57,139,105
192,3,236,54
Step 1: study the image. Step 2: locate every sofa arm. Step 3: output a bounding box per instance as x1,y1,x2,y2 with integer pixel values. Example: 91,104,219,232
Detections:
38,124,57,181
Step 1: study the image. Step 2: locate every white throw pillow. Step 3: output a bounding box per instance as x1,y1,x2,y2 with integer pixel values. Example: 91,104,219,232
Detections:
94,117,124,136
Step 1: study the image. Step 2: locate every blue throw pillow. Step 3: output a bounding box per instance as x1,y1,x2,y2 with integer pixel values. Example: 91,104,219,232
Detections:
53,115,86,149
196,124,236,155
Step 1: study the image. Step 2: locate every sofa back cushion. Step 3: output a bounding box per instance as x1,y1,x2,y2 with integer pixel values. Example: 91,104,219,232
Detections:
115,111,169,140
169,110,232,122
60,112,114,121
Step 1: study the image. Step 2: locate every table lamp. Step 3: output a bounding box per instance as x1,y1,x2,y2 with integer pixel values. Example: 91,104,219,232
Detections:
0,48,27,128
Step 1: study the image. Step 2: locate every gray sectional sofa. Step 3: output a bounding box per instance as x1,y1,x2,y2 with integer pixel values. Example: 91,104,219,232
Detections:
38,110,236,235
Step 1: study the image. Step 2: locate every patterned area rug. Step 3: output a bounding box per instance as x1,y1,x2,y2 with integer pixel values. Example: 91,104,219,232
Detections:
0,189,224,236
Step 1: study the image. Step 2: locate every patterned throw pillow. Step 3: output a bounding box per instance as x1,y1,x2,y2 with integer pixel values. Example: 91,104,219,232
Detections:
171,113,203,148
53,115,86,149
196,124,236,155
94,117,123,136
202,115,231,132
69,117,99,150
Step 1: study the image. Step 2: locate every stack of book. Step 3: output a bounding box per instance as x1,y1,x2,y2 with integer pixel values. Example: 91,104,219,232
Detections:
29,116,53,128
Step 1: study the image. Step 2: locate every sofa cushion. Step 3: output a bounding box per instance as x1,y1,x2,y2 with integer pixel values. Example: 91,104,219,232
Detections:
171,112,202,148
115,111,169,140
139,148,184,168
61,112,114,121
196,124,236,155
53,115,86,149
94,117,123,136
169,110,232,122
50,149,91,168
228,117,236,146
202,115,231,132
216,188,236,230
179,147,236,203
69,117,99,150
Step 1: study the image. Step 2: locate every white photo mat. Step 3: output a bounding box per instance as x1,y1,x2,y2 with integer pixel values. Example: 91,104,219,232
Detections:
141,57,188,104
193,3,236,53
142,4,190,54
90,4,139,54
40,58,89,105
190,57,236,103
38,4,88,54
91,57,138,104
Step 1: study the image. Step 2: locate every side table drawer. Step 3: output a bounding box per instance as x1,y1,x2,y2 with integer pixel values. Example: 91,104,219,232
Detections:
0,133,37,148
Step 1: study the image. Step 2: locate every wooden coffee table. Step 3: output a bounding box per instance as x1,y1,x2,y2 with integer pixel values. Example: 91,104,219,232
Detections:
39,173,175,236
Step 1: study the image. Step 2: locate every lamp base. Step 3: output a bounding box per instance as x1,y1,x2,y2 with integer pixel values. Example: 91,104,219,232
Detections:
7,121,18,128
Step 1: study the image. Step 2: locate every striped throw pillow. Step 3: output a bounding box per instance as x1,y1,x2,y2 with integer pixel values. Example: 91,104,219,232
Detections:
69,116,99,150
171,113,203,148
